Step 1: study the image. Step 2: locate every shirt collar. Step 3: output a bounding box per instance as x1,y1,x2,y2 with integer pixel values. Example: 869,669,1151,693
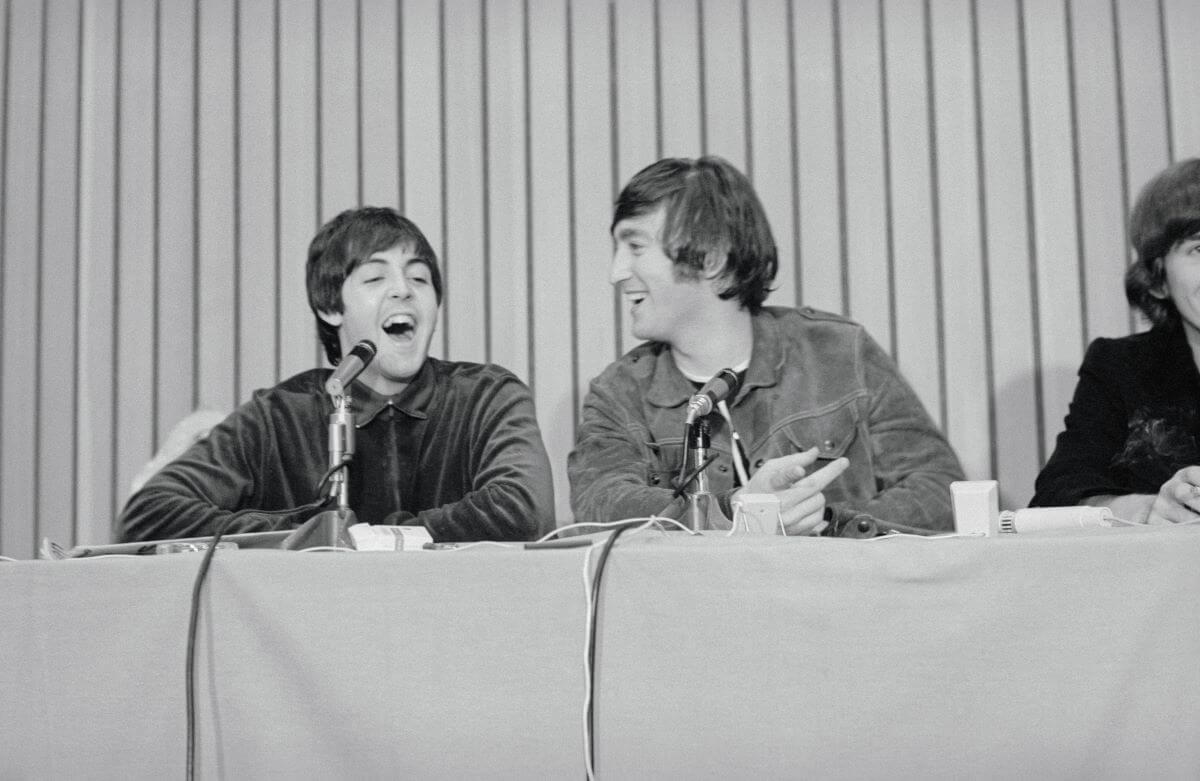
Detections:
343,359,435,427
645,310,783,409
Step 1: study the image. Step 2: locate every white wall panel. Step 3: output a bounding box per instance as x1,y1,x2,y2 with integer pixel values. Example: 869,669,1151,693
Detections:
38,0,81,549
482,0,530,381
277,0,322,378
658,0,702,158
977,0,1041,509
747,0,797,311
929,0,991,486
700,0,747,170
1,0,43,555
443,0,488,365
1070,0,1132,341
1,0,1197,555
1164,0,1200,156
1115,0,1171,202
793,0,844,316
883,0,942,423
156,0,200,445
569,0,618,390
360,0,401,209
840,0,892,352
237,0,280,401
1024,0,1085,462
528,0,574,522
195,0,237,413
114,0,157,504
74,0,118,546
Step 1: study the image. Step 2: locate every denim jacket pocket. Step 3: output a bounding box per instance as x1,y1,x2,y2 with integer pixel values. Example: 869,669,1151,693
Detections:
771,397,862,461
646,439,685,488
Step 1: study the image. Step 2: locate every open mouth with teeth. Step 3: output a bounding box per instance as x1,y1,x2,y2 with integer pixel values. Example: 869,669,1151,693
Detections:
382,314,416,341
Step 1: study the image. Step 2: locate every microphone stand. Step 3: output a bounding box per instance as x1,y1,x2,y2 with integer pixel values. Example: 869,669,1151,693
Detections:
683,416,731,531
281,393,359,550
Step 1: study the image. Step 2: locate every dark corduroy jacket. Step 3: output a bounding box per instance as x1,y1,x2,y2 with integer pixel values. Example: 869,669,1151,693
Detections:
1032,323,1200,507
118,359,555,542
568,306,964,531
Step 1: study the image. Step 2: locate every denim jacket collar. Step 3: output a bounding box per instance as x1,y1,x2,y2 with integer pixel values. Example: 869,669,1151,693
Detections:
645,311,784,409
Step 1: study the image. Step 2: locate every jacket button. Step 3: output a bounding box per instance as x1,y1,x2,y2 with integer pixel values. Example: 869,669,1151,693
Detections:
650,475,660,485
754,458,765,469
822,439,835,451
717,464,728,473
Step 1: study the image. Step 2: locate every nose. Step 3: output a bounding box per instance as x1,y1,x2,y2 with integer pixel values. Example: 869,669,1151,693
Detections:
609,248,632,286
388,274,413,300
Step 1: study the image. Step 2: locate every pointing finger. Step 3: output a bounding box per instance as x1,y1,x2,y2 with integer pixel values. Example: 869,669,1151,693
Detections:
796,457,849,493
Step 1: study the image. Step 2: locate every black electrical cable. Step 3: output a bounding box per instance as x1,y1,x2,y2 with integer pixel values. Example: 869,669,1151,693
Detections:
183,490,332,779
671,453,719,500
586,521,638,776
184,516,230,781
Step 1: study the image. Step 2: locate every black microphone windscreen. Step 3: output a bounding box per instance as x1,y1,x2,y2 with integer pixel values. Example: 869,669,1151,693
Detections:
347,340,377,363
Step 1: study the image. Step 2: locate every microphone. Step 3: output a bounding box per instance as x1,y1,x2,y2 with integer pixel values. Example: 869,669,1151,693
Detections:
685,368,740,423
324,340,377,397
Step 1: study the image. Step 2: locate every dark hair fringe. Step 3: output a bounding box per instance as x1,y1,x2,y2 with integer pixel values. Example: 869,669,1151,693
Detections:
613,156,777,312
1125,158,1200,327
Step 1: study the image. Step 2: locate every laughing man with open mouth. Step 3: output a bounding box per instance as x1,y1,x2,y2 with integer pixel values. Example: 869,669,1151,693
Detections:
118,207,554,544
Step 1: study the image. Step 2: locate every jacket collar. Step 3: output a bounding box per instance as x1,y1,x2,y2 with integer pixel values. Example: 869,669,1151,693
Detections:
343,359,435,427
645,310,783,409
1150,322,1200,390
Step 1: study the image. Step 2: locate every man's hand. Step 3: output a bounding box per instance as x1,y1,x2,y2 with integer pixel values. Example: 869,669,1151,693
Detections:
740,447,850,535
1146,466,1200,525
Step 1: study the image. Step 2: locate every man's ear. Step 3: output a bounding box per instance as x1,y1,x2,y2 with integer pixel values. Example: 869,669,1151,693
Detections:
1149,259,1169,300
701,250,729,280
317,309,344,327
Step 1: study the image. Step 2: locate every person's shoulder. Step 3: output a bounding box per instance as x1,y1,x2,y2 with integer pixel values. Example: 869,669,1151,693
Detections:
768,304,863,331
763,305,869,351
256,368,326,400
429,357,531,394
231,370,325,420
1082,329,1161,365
590,340,663,388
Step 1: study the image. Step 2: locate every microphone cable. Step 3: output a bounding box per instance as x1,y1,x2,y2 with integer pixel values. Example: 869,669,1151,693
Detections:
585,520,639,779
184,493,333,779
184,514,232,781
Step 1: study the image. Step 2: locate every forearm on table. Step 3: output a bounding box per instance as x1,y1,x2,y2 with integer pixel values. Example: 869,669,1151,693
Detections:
1079,493,1154,524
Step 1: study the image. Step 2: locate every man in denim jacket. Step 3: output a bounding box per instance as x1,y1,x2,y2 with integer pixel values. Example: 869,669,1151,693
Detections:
568,157,963,534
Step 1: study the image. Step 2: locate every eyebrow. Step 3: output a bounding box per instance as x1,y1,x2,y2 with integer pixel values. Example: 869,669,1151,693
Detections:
358,256,431,269
614,226,652,241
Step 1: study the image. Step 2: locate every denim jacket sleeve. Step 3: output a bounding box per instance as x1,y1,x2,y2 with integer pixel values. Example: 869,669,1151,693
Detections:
832,328,964,532
568,374,690,526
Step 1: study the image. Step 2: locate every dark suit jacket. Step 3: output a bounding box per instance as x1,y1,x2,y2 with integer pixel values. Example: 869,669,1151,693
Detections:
1032,323,1200,507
